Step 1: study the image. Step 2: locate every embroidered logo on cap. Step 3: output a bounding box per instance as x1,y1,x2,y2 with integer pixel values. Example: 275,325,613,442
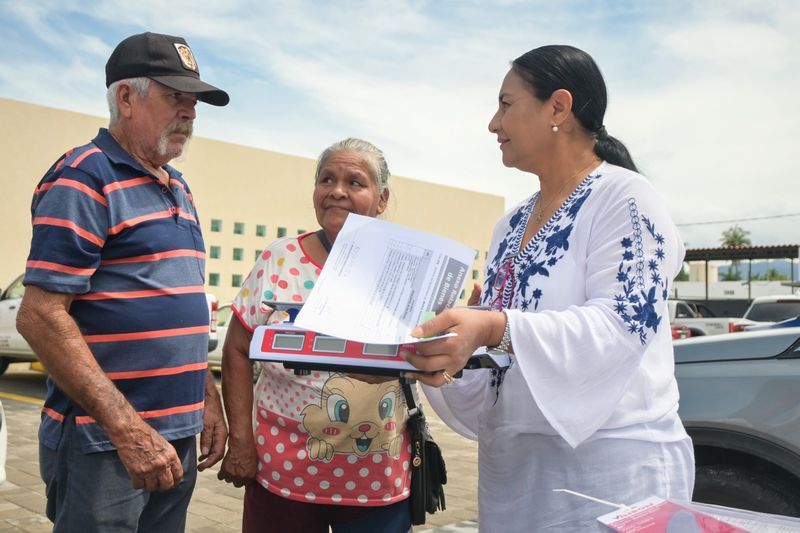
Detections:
173,43,198,72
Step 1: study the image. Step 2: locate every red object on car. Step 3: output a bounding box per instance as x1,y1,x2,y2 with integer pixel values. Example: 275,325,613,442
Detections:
729,321,748,333
208,295,219,334
671,324,692,340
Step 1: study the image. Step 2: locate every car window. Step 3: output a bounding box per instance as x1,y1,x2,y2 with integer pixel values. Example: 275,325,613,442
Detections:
744,301,800,322
694,304,717,317
2,275,25,300
218,305,233,327
675,303,693,318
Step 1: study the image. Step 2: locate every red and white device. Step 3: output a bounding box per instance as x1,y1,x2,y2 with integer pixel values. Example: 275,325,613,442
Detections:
248,302,511,376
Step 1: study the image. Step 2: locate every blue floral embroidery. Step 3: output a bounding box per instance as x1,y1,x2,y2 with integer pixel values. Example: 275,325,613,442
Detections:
612,198,667,345
544,224,573,255
481,174,599,314
484,198,535,295
480,172,601,400
566,190,591,219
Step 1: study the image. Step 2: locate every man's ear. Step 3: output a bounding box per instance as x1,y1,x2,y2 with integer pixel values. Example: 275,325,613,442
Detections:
116,83,135,119
550,88,573,125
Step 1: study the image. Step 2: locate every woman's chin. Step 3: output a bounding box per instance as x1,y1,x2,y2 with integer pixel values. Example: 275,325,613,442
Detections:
320,220,345,236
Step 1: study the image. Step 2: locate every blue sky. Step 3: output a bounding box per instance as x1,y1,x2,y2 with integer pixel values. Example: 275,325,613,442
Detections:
1,0,798,248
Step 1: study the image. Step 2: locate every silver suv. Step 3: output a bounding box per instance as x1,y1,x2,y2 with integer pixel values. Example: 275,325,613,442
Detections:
674,327,800,516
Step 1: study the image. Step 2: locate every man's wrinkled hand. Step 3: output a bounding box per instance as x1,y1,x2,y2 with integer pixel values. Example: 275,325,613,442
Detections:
117,424,183,492
199,380,227,471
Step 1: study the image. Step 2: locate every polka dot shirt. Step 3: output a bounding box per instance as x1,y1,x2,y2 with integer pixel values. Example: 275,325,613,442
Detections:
232,233,412,506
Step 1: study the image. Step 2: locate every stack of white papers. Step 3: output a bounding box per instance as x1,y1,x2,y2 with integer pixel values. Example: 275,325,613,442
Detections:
295,214,476,344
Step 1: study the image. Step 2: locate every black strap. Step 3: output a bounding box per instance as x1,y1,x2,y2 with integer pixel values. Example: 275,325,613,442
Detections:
315,229,333,253
401,380,419,416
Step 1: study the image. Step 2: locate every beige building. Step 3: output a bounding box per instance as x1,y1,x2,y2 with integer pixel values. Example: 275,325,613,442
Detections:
0,97,504,304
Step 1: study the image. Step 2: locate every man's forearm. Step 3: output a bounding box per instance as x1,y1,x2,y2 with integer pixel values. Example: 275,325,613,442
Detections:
17,287,142,442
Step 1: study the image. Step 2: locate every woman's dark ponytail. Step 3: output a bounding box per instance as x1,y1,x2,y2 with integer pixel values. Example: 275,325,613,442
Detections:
594,131,638,172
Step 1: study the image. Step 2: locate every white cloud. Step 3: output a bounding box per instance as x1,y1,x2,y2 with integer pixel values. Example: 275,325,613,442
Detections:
1,0,798,247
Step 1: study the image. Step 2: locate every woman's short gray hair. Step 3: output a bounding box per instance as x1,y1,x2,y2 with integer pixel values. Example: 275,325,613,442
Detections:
315,138,390,193
107,77,151,126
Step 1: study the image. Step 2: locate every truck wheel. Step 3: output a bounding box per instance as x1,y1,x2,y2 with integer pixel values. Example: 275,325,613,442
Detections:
694,464,800,517
0,358,9,377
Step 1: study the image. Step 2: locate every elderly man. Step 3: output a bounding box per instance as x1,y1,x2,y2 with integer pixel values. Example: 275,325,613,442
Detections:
16,32,229,532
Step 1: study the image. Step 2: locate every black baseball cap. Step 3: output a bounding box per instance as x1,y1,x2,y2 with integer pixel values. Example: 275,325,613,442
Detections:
106,32,229,106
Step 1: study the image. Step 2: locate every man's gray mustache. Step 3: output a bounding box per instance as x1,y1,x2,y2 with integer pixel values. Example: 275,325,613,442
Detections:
166,122,193,137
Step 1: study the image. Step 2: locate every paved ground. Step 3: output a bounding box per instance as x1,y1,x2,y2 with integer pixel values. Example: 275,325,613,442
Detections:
0,364,479,532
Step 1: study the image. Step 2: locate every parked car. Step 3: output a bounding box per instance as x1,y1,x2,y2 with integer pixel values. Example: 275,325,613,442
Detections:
206,293,219,353
207,304,232,372
668,299,741,336
0,275,37,375
738,295,800,331
673,327,800,516
0,399,7,484
0,274,219,376
747,315,800,332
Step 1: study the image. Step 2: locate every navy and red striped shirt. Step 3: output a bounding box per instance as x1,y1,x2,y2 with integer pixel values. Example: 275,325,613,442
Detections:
25,128,209,453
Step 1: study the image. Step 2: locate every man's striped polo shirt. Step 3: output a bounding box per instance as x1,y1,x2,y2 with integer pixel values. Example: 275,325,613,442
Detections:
24,128,209,453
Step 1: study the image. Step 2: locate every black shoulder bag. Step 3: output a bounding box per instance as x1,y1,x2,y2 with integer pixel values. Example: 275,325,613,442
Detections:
401,380,447,525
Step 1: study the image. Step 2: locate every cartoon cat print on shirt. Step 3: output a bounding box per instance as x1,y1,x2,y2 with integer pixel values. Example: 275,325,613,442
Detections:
300,374,406,462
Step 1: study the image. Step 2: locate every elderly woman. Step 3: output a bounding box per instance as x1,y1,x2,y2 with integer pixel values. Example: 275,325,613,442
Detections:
218,138,412,532
405,45,694,531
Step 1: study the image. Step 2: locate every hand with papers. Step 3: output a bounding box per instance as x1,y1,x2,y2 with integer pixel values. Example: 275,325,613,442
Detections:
401,307,508,387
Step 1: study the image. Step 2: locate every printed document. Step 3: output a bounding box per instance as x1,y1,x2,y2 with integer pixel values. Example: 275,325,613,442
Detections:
295,214,475,344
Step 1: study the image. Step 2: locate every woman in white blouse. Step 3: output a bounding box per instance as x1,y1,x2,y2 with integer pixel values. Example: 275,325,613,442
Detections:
404,45,695,531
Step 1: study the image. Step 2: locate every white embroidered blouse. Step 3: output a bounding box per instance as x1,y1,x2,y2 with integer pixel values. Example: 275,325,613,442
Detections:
423,162,689,448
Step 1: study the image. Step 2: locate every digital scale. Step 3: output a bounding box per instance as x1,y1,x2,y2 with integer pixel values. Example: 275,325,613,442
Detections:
248,303,510,377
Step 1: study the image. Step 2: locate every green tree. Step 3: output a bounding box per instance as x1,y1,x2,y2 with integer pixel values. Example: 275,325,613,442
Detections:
765,268,789,281
720,225,751,279
720,225,752,247
722,268,741,281
674,265,689,282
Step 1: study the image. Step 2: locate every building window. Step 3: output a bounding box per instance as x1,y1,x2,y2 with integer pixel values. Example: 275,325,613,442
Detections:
297,228,306,235
233,248,244,261
209,273,219,286
256,224,266,237
255,249,262,261
210,219,222,232
234,222,245,235
277,227,287,238
209,246,221,259
472,269,479,280
232,274,243,287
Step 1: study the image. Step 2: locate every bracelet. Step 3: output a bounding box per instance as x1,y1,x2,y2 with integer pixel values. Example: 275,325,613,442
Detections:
490,310,512,353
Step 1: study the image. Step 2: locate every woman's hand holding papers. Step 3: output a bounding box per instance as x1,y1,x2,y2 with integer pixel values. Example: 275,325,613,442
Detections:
402,308,506,387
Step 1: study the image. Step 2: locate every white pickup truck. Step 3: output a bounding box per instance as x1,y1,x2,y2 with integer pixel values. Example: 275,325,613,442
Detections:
668,299,741,337
0,274,218,376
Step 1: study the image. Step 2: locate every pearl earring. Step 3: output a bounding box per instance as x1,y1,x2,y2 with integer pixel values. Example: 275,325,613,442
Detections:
551,125,559,133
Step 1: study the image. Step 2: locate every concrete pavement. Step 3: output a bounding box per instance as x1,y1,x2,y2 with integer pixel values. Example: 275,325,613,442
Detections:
0,365,479,532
